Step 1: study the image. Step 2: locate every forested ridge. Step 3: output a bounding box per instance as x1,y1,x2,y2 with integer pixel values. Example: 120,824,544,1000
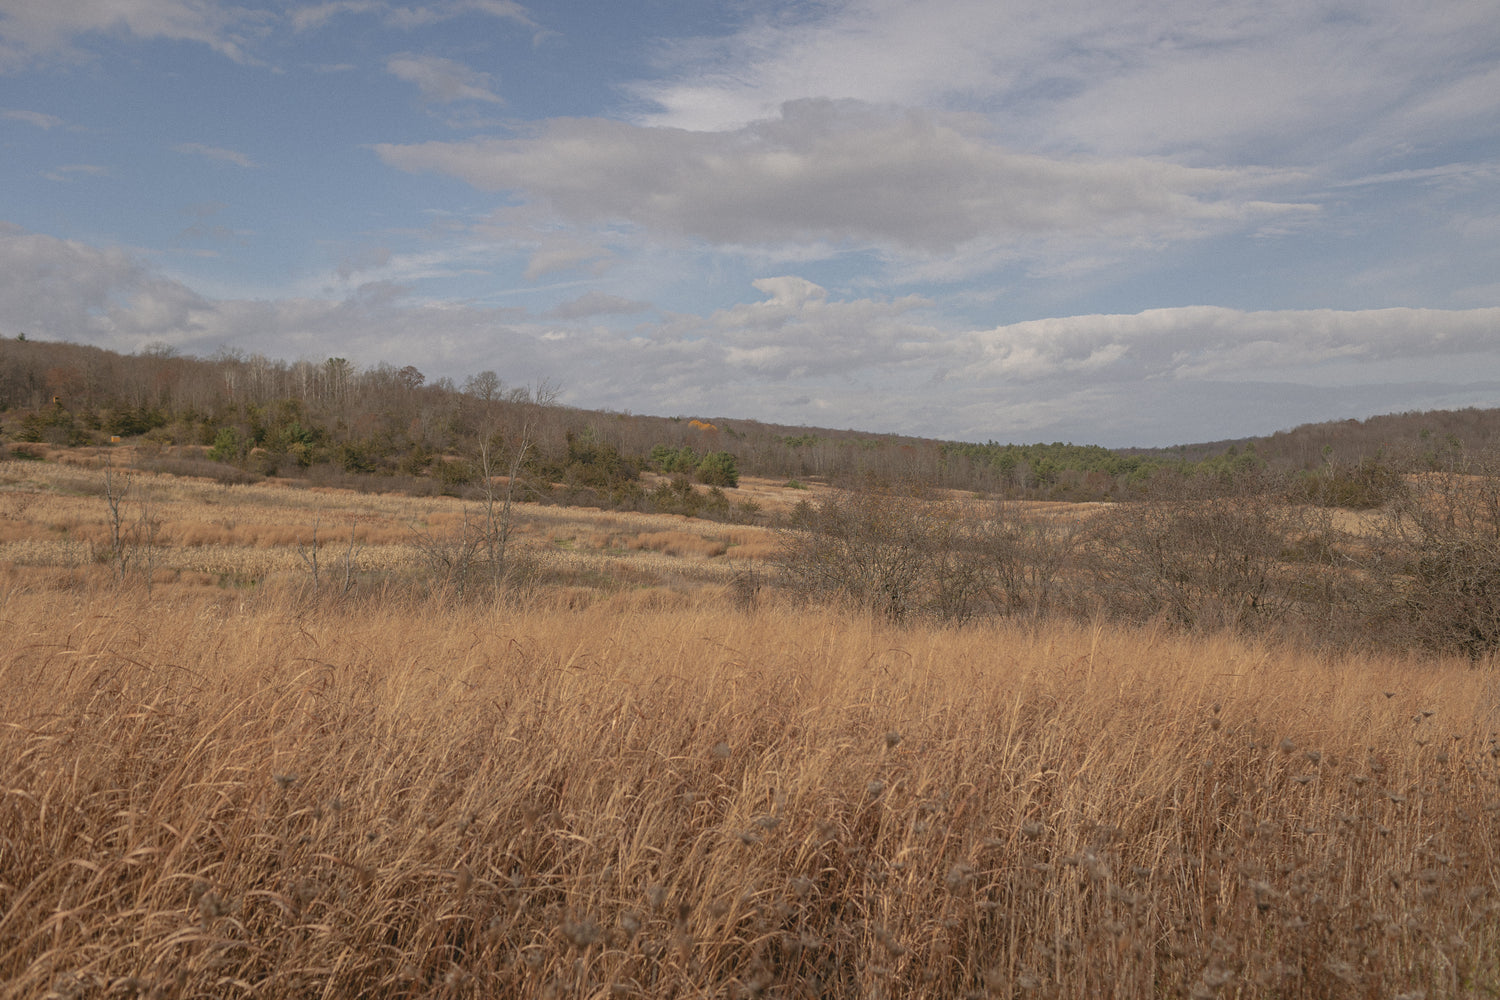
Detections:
3,334,1497,506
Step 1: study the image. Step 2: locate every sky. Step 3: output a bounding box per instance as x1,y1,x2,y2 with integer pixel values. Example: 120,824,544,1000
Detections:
2,0,1498,447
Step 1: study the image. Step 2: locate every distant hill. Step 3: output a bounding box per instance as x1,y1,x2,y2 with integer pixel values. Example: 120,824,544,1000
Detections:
2,334,1497,504
1125,406,1500,471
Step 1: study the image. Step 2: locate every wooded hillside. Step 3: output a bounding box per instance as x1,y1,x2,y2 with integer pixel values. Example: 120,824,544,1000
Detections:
3,334,1498,505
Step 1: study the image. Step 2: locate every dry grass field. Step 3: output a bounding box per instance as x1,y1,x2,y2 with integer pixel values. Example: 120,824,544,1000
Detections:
2,459,1499,998
0,457,786,600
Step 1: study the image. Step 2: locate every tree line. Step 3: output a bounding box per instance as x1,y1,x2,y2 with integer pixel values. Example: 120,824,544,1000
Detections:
4,333,1500,508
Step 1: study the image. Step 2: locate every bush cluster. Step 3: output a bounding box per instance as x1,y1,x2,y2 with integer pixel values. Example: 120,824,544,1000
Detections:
778,461,1500,658
649,444,740,487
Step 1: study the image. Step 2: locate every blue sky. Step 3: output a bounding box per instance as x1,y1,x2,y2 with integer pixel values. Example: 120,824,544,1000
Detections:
2,0,1498,446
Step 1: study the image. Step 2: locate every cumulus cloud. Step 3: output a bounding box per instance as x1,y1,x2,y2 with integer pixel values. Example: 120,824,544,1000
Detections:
0,222,159,340
692,275,938,378
377,100,1307,254
386,53,503,104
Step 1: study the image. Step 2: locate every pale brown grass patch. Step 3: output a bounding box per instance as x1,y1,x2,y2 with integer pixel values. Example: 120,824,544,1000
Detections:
1,583,1495,998
625,530,729,558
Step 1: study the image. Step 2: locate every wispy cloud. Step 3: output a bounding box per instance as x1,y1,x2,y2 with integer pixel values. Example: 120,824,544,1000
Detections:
386,53,503,104
292,0,538,33
1333,161,1500,189
173,142,258,168
43,164,108,181
290,1,384,32
957,306,1500,383
3,108,66,129
630,0,1500,168
0,0,258,69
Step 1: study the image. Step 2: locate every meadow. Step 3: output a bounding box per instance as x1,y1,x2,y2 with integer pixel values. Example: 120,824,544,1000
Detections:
2,456,1498,998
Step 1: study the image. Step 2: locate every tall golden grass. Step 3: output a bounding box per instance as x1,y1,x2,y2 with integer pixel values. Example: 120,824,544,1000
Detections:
0,460,778,595
2,584,1496,998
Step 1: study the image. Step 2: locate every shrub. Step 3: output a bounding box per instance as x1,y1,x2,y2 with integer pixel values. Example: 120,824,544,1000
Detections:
436,457,476,492
649,476,705,516
1296,459,1403,509
207,427,243,464
695,450,739,487
1082,473,1324,632
777,486,1084,624
6,443,45,461
337,440,379,475
776,486,937,622
1367,458,1500,658
563,430,635,490
650,444,699,475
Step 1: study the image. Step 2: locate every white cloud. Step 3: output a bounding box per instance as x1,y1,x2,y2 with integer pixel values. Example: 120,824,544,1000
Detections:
386,53,503,104
173,142,257,167
960,306,1500,383
43,163,108,181
377,100,1308,255
630,0,1500,170
5,222,1496,446
0,222,148,337
292,0,537,33
521,240,611,281
3,107,66,128
0,0,258,69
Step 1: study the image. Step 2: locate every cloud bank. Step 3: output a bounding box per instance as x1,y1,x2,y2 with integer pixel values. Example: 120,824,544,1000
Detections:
377,101,1309,257
3,223,1495,446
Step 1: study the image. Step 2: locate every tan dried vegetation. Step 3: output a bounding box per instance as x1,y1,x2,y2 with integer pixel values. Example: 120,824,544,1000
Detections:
0,459,775,594
1,461,1498,998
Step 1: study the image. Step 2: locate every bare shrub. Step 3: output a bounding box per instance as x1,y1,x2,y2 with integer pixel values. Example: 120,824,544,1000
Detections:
776,485,938,621
968,500,1083,619
776,488,1081,624
1365,454,1500,658
1084,473,1320,631
134,452,261,485
408,388,556,602
296,515,364,599
97,463,163,591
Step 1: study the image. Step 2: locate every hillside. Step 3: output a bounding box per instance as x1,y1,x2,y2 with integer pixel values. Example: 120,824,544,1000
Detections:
3,334,1499,506
1126,406,1500,471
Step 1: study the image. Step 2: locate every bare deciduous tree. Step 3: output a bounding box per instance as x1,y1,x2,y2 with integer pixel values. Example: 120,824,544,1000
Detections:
1368,453,1500,659
411,382,558,601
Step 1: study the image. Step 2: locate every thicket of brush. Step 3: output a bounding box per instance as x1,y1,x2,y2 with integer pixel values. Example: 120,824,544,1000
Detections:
2,586,1497,998
778,459,1500,661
